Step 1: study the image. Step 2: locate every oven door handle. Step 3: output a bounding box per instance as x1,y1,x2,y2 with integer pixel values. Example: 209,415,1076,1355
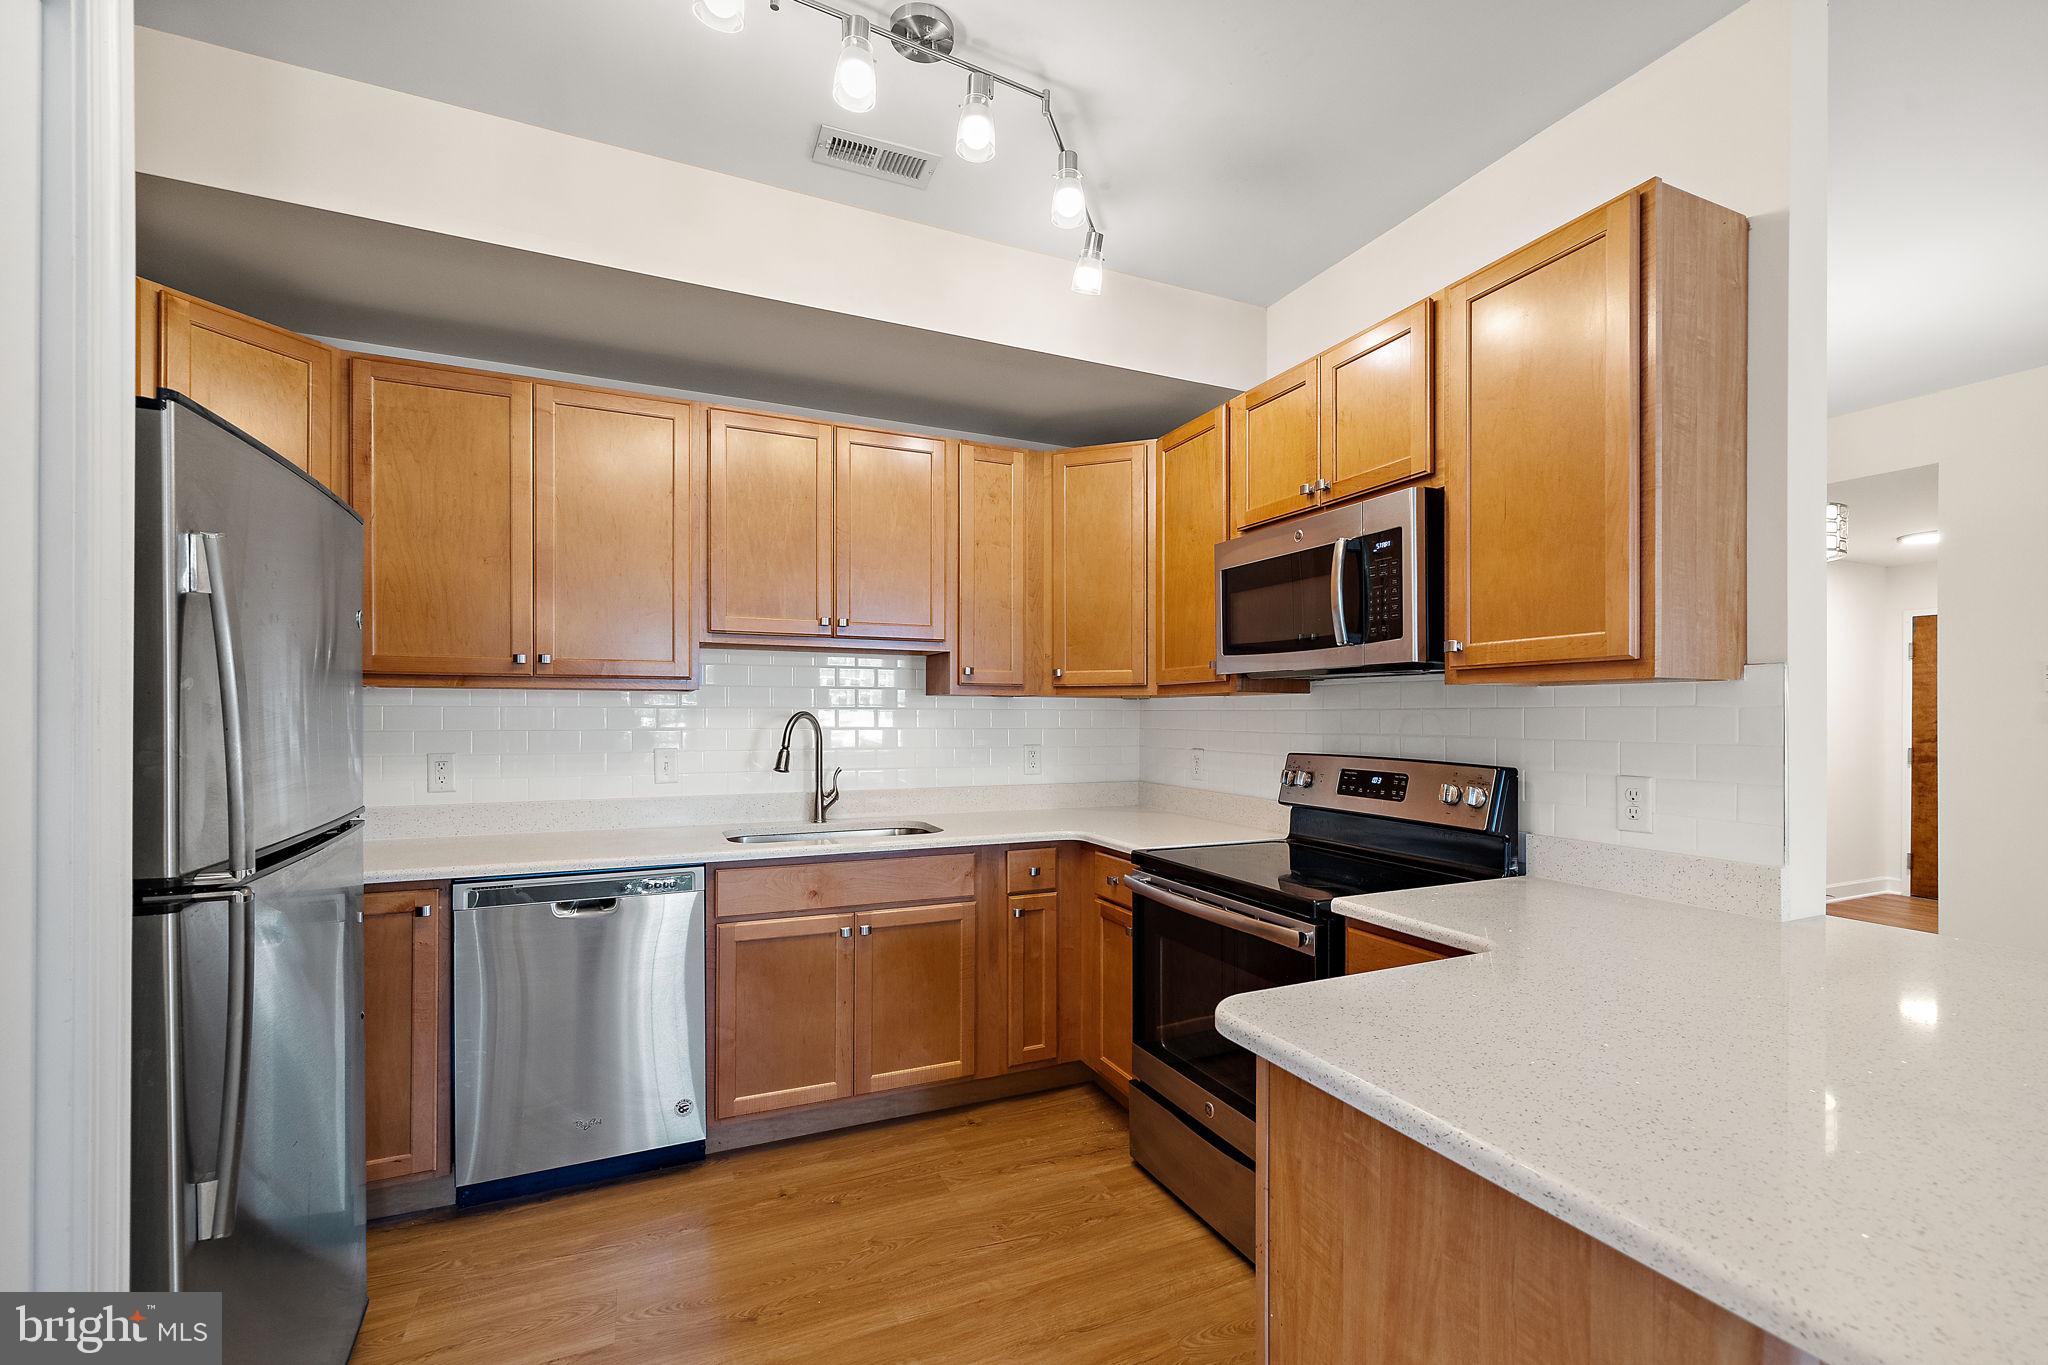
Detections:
1124,872,1317,956
1330,536,1355,647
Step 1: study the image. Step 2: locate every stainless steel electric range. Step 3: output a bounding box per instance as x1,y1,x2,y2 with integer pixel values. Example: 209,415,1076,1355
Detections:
1124,752,1522,1257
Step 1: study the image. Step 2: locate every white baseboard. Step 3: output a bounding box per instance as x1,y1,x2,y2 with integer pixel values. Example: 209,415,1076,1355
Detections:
1828,877,1905,900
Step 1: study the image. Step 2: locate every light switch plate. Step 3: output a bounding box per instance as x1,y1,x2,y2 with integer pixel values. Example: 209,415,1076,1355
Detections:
427,754,455,794
1617,775,1654,832
654,748,680,784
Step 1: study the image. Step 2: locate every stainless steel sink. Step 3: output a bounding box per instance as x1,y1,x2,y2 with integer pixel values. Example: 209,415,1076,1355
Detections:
722,820,942,845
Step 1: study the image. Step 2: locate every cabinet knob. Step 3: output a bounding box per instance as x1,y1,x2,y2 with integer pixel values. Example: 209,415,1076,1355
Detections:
819,616,831,627
414,903,433,918
838,617,850,628
1445,639,1465,653
1028,866,1040,878
512,653,528,665
538,653,552,665
1106,874,1121,887
1012,905,1022,918
859,923,871,936
839,925,851,938
962,665,974,677
1314,478,1331,493
1298,482,1314,496
1053,667,1064,679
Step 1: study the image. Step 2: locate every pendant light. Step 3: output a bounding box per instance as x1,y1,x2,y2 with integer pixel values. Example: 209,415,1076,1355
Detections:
1050,149,1087,229
832,15,878,113
1071,230,1105,296
691,0,744,34
955,72,996,162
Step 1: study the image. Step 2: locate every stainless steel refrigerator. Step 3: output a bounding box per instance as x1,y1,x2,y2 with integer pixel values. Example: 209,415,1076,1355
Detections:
131,394,368,1364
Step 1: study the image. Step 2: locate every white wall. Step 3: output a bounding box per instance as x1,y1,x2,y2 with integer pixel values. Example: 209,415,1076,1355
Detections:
132,28,1266,394
1832,364,2048,949
1826,560,1936,896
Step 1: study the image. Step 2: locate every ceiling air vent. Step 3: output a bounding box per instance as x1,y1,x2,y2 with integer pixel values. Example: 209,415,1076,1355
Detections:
811,125,939,189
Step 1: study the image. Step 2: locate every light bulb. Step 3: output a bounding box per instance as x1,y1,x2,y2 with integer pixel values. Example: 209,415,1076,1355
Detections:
956,73,995,163
691,0,743,33
1071,230,1104,296
1050,149,1087,229
832,16,876,114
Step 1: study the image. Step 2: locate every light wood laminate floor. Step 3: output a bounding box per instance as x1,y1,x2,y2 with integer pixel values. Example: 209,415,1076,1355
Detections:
1828,894,1938,934
352,1085,1255,1365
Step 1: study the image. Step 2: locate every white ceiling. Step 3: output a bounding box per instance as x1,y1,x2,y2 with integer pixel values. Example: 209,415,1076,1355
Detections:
132,0,1744,306
1826,464,1939,568
1829,0,2048,414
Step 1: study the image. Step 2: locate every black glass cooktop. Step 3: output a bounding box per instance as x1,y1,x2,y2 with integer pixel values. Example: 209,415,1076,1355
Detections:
1133,839,1468,917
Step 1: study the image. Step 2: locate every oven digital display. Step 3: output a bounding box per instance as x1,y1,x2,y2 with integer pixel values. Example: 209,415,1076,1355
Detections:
1337,769,1408,800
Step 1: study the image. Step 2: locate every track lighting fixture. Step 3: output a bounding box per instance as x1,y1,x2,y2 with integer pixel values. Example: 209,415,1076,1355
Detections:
692,0,745,33
1071,230,1104,296
1050,149,1087,229
832,15,878,113
955,72,996,162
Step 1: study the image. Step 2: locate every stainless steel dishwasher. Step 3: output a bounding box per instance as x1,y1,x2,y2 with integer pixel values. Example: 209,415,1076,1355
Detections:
452,866,705,1204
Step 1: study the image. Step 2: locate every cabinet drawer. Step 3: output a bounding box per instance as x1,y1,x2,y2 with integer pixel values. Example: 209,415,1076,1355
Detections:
1345,922,1466,974
1006,847,1058,894
715,853,977,919
1092,850,1135,909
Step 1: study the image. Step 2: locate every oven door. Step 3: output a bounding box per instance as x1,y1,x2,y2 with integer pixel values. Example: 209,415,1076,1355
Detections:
1127,871,1318,1140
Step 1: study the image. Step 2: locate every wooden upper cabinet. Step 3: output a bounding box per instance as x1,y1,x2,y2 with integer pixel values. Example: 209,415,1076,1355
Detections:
362,887,447,1184
152,288,348,498
853,901,976,1094
1444,195,1642,671
534,386,695,679
835,428,949,640
1155,407,1228,688
352,358,535,677
706,409,834,637
715,912,857,1118
1319,298,1433,502
1050,442,1149,689
1228,359,1320,531
955,444,1032,689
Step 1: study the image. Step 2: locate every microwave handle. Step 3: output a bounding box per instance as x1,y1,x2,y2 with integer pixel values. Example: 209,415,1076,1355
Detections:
1330,538,1355,647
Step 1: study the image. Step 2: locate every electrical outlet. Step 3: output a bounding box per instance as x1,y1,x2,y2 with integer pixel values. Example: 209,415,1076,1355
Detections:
1191,748,1205,782
1617,775,1654,832
1022,745,1043,776
427,754,456,794
654,748,680,784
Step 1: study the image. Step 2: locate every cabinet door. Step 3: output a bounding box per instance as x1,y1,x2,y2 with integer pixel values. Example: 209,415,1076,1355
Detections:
160,291,346,496
1155,407,1228,687
714,912,856,1118
1094,899,1135,1091
1005,893,1059,1069
1050,442,1149,689
957,444,1030,687
835,428,949,640
854,902,976,1094
1227,359,1319,530
1444,196,1641,669
534,386,694,679
706,409,833,637
352,359,535,677
363,887,447,1183
1319,299,1433,502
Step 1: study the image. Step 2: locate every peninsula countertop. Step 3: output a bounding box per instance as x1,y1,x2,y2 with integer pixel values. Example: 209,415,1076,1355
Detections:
363,806,1276,882
1216,877,2048,1365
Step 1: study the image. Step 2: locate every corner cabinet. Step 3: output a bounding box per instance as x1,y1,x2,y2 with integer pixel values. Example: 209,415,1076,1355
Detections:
947,444,1041,693
1050,441,1150,691
1154,407,1229,689
1442,180,1747,683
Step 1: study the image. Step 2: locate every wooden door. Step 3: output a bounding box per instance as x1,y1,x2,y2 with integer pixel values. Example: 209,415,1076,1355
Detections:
533,386,695,679
1319,298,1433,502
1005,893,1059,1069
352,358,535,677
1094,899,1135,1091
706,409,833,637
1155,408,1228,687
957,444,1030,687
835,428,949,640
1911,615,1939,898
854,902,976,1094
1443,195,1641,669
1227,359,1319,530
1050,442,1149,689
159,291,347,496
714,912,856,1118
362,887,446,1183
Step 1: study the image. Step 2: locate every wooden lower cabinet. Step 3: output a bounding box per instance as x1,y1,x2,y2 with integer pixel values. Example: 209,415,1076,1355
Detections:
1257,1061,1815,1363
854,901,976,1093
362,886,448,1184
1004,892,1059,1068
714,912,857,1118
1092,899,1135,1097
1345,922,1467,974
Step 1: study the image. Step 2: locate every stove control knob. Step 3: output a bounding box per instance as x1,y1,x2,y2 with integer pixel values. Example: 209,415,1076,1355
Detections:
1439,783,1464,806
1293,769,1315,789
1465,786,1489,809
1279,767,1299,787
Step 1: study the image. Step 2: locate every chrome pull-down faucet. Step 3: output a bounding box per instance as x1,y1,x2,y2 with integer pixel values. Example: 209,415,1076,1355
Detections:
774,710,842,824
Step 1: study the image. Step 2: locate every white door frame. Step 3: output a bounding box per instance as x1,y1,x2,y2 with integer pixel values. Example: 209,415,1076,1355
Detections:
0,0,135,1290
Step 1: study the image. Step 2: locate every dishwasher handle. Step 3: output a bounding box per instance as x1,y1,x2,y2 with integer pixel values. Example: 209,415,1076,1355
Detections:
549,897,620,918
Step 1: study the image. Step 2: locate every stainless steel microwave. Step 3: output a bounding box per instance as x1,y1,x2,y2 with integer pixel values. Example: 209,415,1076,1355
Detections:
1213,486,1443,678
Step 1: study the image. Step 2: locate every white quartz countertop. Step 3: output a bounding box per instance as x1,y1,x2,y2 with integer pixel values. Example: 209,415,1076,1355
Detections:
1216,878,2048,1365
363,806,1275,882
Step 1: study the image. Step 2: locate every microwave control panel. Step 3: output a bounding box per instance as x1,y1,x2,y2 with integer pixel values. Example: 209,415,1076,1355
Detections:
1361,529,1404,643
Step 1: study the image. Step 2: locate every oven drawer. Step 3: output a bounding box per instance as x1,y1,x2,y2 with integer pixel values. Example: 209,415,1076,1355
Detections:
1129,1084,1254,1259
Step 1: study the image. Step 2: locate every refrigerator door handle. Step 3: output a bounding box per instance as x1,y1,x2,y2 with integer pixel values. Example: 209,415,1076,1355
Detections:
192,887,254,1242
183,531,254,882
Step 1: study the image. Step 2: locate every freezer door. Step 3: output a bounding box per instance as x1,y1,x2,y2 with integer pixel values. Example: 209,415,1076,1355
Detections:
136,397,364,883
131,824,367,1365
